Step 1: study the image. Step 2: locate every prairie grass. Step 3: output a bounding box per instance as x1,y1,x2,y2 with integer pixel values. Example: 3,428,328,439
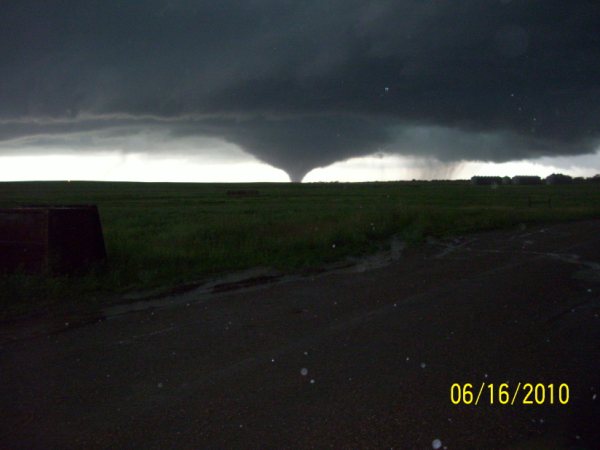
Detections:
1,180,599,318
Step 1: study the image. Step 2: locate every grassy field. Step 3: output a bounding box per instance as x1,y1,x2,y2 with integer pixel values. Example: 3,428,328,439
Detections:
2,180,600,319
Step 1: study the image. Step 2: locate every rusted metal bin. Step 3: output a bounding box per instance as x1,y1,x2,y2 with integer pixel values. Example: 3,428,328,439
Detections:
0,205,107,275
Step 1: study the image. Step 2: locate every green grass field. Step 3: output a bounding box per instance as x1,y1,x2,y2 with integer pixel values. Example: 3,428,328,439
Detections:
2,180,600,319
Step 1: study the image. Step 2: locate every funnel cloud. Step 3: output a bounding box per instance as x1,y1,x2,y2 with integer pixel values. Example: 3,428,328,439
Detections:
1,1,599,180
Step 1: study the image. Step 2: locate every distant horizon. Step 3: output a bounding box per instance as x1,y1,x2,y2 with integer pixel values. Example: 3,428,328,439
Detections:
1,150,599,184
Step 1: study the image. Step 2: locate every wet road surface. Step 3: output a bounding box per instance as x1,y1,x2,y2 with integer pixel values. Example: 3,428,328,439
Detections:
1,220,599,449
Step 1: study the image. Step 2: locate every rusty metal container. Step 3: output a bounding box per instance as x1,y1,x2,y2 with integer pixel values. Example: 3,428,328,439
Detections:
0,205,107,275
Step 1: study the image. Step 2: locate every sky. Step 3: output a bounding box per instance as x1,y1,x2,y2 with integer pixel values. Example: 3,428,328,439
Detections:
1,0,600,182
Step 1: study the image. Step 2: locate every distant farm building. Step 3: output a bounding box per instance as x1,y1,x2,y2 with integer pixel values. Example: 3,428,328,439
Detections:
471,176,502,185
511,175,542,185
545,173,573,184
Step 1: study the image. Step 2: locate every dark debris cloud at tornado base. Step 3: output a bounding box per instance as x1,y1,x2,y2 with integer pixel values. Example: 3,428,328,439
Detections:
1,0,600,181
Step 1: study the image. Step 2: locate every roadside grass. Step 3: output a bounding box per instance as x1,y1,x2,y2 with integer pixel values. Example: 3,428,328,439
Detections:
1,181,600,319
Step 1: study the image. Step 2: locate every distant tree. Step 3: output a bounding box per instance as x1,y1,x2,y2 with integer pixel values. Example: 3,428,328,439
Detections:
471,176,502,185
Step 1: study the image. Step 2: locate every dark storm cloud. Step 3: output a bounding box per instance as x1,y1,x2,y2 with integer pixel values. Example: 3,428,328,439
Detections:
1,0,599,180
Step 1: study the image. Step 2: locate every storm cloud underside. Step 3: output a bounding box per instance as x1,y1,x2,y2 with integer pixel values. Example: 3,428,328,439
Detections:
1,0,599,180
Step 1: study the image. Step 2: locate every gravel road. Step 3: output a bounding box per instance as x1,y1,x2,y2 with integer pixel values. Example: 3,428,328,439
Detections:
1,220,599,449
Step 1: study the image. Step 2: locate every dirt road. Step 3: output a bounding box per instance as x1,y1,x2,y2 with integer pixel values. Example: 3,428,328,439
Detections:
1,220,599,449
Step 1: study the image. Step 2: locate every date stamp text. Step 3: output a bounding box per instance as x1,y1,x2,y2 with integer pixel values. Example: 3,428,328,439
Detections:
450,383,570,405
